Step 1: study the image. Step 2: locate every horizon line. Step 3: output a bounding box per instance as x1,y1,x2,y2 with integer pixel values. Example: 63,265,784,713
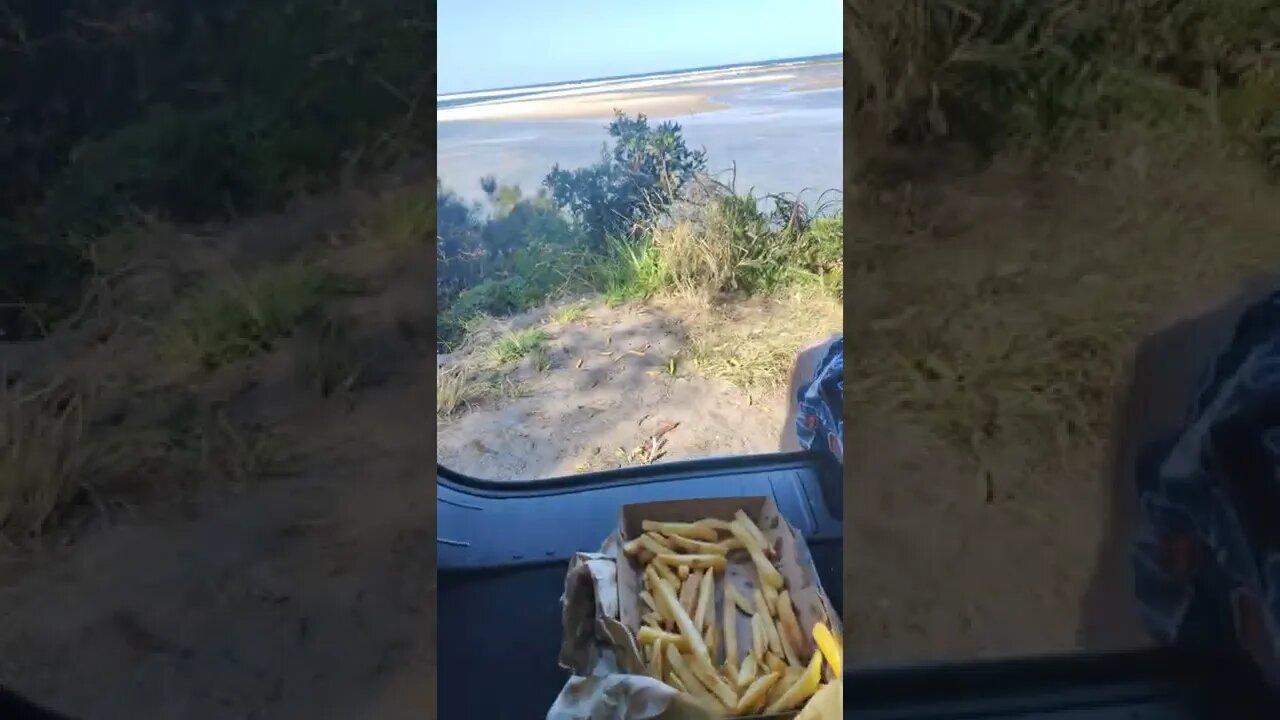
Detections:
438,51,841,98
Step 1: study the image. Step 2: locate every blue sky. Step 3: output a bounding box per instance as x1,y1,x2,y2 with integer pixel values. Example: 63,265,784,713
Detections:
437,0,842,94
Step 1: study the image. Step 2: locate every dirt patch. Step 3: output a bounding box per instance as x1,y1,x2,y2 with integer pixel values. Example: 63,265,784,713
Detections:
438,296,839,480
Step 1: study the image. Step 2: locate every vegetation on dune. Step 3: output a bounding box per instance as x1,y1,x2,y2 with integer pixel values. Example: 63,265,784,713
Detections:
0,1,433,540
848,0,1280,469
435,112,845,351
0,0,431,340
850,0,1280,170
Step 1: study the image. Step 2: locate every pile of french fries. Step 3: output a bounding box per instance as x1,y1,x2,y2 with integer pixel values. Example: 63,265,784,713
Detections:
622,510,842,717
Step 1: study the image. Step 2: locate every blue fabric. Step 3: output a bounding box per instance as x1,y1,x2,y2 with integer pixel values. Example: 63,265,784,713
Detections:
1132,291,1280,683
796,336,844,464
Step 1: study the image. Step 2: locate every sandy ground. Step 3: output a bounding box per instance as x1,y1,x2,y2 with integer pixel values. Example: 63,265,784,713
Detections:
437,62,842,123
438,301,794,481
844,142,1280,669
0,177,435,719
437,92,725,122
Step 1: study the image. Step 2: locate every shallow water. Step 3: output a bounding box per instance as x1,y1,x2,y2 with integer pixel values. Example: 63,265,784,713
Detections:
437,62,842,205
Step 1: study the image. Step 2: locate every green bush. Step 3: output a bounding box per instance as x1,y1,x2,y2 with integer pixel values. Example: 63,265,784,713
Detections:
544,112,707,245
436,115,843,346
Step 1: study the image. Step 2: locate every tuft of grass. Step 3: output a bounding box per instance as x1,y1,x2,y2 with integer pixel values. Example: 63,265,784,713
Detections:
529,345,552,372
437,365,481,417
360,185,433,248
549,302,588,325
297,318,364,398
487,328,549,365
158,262,333,372
437,362,532,417
0,380,98,540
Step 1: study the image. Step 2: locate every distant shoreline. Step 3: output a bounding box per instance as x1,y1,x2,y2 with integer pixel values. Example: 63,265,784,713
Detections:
437,59,842,123
438,53,841,99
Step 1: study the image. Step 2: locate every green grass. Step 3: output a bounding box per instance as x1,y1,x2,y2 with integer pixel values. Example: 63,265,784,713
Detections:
581,194,845,307
850,0,1280,174
360,186,433,248
486,328,549,365
549,302,589,324
158,262,334,372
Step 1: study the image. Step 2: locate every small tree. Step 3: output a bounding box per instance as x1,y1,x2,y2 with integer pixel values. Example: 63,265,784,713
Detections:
544,111,706,246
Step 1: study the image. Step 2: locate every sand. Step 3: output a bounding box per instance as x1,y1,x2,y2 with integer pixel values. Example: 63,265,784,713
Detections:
437,300,801,481
437,92,725,123
438,63,841,123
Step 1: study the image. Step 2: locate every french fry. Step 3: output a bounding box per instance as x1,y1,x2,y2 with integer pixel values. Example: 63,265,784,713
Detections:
678,564,690,580
812,621,843,676
793,677,841,720
725,583,755,615
638,625,691,651
729,520,784,590
763,646,824,713
732,510,771,555
679,571,702,616
723,590,738,668
667,534,733,555
704,621,718,663
717,537,745,552
665,645,720,708
655,553,728,572
766,668,801,706
754,588,783,655
640,589,658,615
765,652,787,673
751,613,767,661
668,672,687,693
648,638,664,678
762,582,780,614
652,558,680,587
642,612,662,628
636,533,670,558
645,531,675,548
778,626,803,668
693,569,714,630
695,517,733,532
690,654,739,710
734,670,781,715
651,566,710,662
623,536,647,556
775,590,809,660
642,520,718,541
736,653,758,689
646,566,680,629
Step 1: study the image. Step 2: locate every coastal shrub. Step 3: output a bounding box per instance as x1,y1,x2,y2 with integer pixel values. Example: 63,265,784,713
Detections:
544,112,707,245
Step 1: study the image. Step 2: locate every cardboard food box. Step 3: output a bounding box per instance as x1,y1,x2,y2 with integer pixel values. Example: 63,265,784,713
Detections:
551,496,842,720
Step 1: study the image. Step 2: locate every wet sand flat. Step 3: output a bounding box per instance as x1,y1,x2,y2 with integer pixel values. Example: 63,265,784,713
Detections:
437,62,843,202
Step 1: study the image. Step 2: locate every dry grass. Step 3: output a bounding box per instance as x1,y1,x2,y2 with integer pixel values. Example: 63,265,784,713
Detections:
848,126,1280,469
436,361,531,418
0,380,99,540
676,292,843,396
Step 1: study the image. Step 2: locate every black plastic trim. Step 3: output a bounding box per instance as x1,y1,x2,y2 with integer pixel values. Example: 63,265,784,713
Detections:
848,647,1279,719
437,452,842,570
